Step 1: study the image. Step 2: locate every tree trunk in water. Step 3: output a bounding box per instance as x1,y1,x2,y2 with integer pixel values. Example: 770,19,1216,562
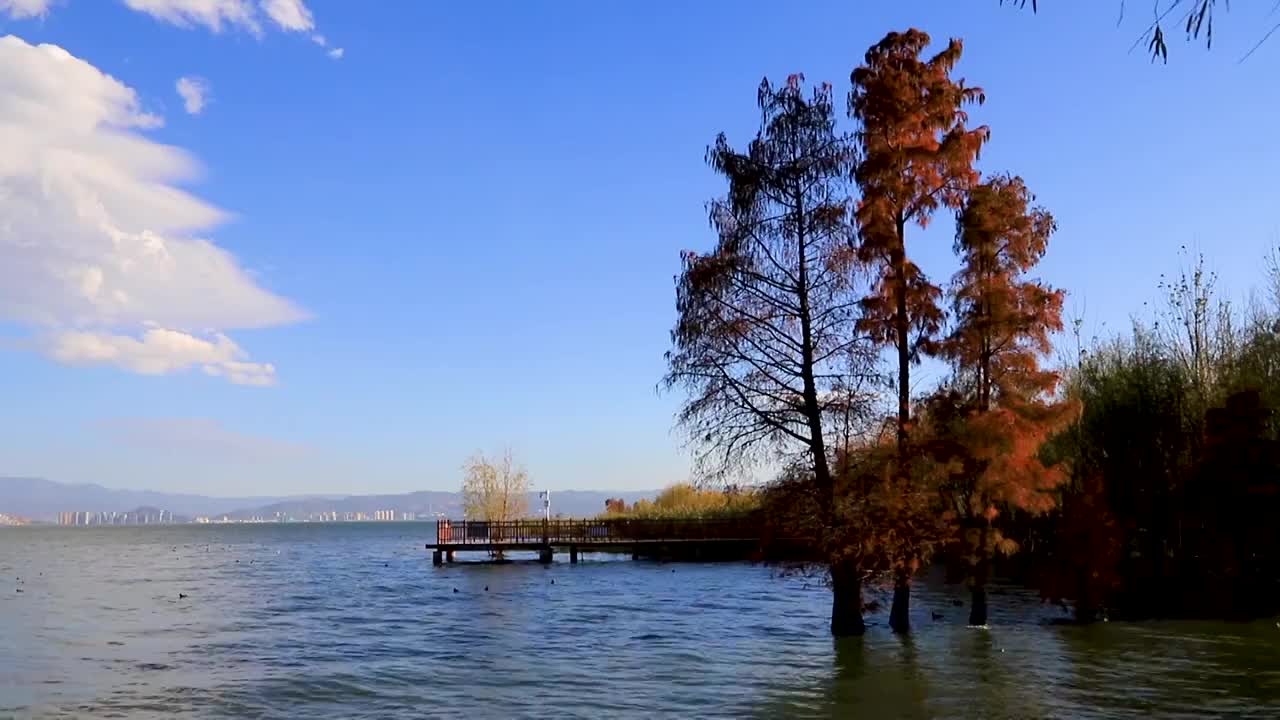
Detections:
1074,567,1095,624
889,572,911,633
969,583,988,626
970,536,990,626
830,561,866,636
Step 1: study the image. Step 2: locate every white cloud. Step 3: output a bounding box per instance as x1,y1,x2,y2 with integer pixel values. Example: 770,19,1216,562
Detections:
48,329,277,385
202,359,278,386
0,0,52,19
5,2,339,56
175,75,209,115
123,0,260,33
121,0,320,35
0,35,305,384
260,0,311,32
309,30,344,60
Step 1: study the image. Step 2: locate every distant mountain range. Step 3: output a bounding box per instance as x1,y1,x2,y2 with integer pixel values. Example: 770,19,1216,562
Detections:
0,477,657,522
0,477,313,521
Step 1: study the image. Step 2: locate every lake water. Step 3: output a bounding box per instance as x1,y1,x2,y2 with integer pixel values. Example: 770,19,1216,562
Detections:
2,523,1278,718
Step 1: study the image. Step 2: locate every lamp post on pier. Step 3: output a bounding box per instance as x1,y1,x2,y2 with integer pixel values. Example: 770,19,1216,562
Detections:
538,490,553,563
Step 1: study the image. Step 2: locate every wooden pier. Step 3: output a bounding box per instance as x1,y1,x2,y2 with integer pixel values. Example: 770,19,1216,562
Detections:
425,517,785,564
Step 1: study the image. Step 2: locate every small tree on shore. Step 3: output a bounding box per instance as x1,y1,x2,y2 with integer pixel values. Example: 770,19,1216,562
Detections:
461,449,530,559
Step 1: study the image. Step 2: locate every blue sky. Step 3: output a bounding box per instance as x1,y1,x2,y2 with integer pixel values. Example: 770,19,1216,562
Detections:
0,0,1276,497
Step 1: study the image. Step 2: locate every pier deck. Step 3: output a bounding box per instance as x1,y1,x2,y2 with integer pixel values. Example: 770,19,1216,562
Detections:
425,518,777,563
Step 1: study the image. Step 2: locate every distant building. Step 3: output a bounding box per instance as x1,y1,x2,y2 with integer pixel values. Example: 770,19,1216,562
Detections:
57,509,180,526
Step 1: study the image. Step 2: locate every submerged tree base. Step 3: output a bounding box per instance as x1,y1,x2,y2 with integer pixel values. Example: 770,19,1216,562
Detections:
831,563,866,636
970,585,989,626
889,579,911,633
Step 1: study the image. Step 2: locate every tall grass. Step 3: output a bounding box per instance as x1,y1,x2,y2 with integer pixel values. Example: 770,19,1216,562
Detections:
602,483,761,520
1041,251,1280,619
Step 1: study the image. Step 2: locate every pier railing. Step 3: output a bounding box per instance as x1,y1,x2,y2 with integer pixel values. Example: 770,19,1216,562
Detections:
435,517,762,546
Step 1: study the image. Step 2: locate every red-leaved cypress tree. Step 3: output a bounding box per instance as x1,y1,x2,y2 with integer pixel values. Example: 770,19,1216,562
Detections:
937,174,1073,625
850,28,989,633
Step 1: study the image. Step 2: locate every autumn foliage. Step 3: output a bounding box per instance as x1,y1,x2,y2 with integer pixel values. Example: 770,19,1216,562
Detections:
846,28,994,633
662,74,875,635
851,29,989,451
667,26,1280,635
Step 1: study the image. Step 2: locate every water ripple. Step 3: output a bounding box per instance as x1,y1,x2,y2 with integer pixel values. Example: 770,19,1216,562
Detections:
2,524,1279,718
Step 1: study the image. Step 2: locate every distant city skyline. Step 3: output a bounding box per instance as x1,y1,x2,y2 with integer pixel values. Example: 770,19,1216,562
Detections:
52,508,424,525
1,1,1277,496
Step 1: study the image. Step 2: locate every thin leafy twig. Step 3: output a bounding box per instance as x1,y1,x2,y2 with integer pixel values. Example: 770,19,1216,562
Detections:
1239,20,1280,60
1129,0,1186,59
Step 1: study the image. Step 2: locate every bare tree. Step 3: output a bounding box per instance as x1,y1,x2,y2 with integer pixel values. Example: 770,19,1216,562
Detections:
461,449,530,559
1156,250,1238,409
663,75,878,636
